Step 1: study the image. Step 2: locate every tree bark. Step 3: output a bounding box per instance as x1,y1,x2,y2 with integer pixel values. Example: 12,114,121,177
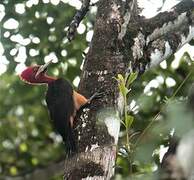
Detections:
63,0,194,179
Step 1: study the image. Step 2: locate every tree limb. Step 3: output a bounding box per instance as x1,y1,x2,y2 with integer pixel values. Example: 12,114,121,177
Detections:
122,0,194,72
67,0,91,41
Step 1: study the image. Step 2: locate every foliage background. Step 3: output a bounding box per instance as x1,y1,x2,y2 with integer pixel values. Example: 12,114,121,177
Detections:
0,0,194,179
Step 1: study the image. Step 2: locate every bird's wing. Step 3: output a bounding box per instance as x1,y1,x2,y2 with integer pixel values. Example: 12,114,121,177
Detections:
46,78,76,155
73,90,88,110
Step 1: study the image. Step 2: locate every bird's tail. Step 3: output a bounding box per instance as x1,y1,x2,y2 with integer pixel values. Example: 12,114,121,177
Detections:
63,126,77,157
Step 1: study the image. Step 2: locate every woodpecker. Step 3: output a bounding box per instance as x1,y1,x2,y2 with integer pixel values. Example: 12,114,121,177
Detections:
20,60,101,155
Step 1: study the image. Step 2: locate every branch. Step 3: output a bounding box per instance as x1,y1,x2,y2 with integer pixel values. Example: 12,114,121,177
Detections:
67,0,91,41
120,0,194,73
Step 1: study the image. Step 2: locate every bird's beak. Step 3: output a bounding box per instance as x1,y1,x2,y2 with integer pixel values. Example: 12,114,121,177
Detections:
35,60,53,79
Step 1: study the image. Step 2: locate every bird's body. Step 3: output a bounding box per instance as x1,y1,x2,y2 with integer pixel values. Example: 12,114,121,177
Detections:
46,78,77,154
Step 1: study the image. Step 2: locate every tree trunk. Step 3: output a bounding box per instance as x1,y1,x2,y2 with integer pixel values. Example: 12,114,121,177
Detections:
63,0,194,179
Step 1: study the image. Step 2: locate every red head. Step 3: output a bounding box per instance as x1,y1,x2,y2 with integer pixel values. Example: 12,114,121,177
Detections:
20,60,56,84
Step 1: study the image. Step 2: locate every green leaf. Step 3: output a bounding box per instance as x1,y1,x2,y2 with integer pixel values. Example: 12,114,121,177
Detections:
125,115,134,129
126,72,138,88
116,74,128,97
117,74,125,83
31,158,39,166
19,143,28,152
10,166,18,176
119,85,129,97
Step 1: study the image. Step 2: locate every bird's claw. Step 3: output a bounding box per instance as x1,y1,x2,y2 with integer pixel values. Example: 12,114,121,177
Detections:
93,92,104,99
88,91,104,103
77,91,104,113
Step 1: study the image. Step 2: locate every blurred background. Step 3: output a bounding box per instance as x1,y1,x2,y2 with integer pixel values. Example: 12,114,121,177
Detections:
1,0,194,179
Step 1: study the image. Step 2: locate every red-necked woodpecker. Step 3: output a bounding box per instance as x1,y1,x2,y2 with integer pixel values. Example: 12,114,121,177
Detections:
20,60,101,155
